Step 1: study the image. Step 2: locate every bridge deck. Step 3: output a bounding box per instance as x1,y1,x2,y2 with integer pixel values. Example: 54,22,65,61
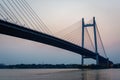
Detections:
0,20,113,65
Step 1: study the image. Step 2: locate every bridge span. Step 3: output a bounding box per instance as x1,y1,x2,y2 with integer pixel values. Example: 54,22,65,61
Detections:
0,20,113,65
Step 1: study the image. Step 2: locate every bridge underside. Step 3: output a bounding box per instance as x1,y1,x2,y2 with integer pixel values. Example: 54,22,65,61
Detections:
0,20,113,65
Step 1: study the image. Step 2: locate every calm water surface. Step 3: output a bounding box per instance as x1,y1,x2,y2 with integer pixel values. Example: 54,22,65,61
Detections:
0,69,120,80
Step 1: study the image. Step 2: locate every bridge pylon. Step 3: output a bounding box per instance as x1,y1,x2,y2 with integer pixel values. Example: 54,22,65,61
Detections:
81,17,99,65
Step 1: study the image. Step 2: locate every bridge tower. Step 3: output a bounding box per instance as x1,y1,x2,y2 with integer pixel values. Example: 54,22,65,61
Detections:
81,17,99,65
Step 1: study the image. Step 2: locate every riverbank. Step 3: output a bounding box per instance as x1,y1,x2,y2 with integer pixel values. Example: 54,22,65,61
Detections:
0,63,118,69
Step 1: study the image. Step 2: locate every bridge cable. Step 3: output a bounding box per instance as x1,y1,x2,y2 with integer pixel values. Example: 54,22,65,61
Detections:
2,0,22,25
0,4,15,22
83,28,95,51
96,24,108,58
6,0,29,27
55,20,82,36
56,26,81,39
85,28,95,50
11,0,37,30
0,12,5,20
11,0,35,29
14,0,40,31
22,0,53,35
55,20,82,46
22,0,53,34
17,0,44,32
19,0,50,33
0,3,9,21
60,27,81,45
0,7,8,21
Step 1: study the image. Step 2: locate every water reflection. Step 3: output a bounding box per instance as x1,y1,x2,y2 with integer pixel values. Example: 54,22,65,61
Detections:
81,69,110,80
82,69,100,80
0,69,119,80
81,70,87,80
81,69,100,80
95,70,99,80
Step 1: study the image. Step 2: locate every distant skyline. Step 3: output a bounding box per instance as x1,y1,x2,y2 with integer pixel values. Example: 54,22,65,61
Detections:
0,0,120,64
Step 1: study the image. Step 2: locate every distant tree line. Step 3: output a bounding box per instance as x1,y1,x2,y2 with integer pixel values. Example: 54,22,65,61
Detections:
0,64,81,69
0,63,119,69
112,64,120,68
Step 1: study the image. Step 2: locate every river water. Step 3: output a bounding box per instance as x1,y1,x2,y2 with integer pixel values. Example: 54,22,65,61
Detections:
0,69,119,80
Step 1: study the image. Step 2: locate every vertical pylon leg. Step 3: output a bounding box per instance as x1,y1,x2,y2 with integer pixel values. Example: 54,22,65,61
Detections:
81,56,84,66
93,17,99,65
81,18,84,66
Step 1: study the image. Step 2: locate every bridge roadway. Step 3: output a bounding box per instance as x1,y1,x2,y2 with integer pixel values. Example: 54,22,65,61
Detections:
0,20,113,65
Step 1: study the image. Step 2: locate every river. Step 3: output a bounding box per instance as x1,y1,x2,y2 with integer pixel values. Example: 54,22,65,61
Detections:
0,69,119,80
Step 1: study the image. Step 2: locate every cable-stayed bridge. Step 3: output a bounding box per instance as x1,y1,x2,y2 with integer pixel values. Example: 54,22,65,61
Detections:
0,0,113,66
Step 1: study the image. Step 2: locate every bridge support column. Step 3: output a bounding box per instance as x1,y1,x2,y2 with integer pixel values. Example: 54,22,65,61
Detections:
81,56,84,66
81,17,99,65
93,17,99,65
81,18,85,66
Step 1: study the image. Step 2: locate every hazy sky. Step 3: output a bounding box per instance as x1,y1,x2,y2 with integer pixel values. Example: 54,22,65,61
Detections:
0,0,120,64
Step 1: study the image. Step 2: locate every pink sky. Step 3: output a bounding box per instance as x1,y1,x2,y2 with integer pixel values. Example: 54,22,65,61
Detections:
0,0,120,64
